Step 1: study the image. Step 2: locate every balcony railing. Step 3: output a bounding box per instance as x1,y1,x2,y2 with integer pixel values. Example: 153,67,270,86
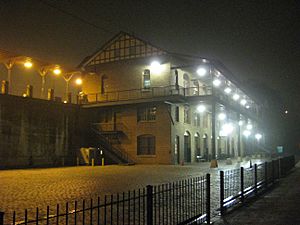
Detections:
79,85,212,104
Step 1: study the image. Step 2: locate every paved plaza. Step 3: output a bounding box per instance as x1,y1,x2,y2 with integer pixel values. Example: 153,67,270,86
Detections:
0,159,262,217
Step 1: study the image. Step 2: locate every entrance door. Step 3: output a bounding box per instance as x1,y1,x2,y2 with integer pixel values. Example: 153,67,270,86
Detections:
184,131,191,163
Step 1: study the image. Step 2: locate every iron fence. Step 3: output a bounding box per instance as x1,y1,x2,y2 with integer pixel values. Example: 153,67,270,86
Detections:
1,175,210,225
220,156,295,216
0,156,296,225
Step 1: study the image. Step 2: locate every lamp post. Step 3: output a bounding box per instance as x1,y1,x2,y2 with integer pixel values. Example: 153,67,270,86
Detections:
38,65,61,99
3,57,33,94
62,71,82,103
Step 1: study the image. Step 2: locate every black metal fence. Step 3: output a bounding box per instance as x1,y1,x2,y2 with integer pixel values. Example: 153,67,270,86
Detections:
0,156,295,225
220,156,295,216
1,175,210,225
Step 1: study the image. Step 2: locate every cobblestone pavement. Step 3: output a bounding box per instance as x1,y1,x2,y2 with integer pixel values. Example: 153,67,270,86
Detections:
0,159,264,218
214,161,300,225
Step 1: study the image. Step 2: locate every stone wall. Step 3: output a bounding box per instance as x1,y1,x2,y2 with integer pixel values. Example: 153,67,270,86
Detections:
0,94,80,168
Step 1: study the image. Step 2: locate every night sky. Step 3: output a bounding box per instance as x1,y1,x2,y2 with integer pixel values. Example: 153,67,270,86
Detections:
0,0,299,146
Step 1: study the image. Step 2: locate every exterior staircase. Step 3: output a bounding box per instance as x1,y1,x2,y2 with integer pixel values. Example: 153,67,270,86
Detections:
91,123,134,165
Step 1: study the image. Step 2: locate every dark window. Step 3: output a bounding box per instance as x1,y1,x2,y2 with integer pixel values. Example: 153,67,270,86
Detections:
137,106,156,122
175,106,179,122
193,112,200,126
137,135,155,155
143,69,151,89
184,105,191,124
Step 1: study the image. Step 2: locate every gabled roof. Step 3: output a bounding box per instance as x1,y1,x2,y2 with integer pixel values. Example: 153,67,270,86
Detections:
79,31,167,68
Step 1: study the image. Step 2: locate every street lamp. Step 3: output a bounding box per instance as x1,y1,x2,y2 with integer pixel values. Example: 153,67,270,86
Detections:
75,77,82,85
197,104,206,113
38,64,62,98
62,71,82,103
255,133,262,141
3,56,33,93
224,87,232,94
196,67,207,77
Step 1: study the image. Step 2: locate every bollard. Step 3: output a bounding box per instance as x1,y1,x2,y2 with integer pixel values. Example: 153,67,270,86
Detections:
0,211,4,225
102,158,105,166
1,80,8,94
26,85,33,98
47,88,54,101
92,158,94,167
67,92,72,103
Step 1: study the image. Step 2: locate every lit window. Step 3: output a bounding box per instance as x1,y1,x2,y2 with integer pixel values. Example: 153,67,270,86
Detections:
143,69,151,89
137,135,156,155
137,106,157,122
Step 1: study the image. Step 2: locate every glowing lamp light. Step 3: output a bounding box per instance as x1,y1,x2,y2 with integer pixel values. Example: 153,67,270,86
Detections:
197,104,206,113
24,61,33,68
63,100,67,104
233,94,240,101
238,120,244,126
221,123,234,135
224,87,232,94
75,78,83,85
150,61,162,73
246,124,253,130
243,130,251,137
255,133,262,141
246,105,250,109
218,113,226,120
53,67,61,75
240,99,247,105
284,110,288,114
197,67,207,77
213,79,221,87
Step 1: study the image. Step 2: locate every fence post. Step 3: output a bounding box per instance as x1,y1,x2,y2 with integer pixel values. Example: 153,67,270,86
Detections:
240,167,244,203
220,171,225,216
206,173,211,224
146,185,153,225
0,212,4,225
264,162,268,188
254,164,258,196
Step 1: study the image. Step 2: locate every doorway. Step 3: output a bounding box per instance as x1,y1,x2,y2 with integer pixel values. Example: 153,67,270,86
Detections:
184,131,191,163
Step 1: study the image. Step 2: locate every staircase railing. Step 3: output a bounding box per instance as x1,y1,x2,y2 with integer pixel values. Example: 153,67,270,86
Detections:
91,124,134,164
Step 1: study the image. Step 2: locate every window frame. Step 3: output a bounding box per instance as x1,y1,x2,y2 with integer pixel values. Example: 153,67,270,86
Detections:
137,134,156,155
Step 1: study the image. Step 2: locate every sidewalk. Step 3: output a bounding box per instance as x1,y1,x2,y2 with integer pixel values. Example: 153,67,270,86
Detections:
214,161,300,225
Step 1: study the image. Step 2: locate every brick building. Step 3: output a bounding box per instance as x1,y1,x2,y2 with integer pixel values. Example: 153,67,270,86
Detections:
78,32,264,165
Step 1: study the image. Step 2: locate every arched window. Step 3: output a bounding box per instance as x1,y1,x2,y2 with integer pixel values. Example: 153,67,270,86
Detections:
143,69,151,89
137,134,155,155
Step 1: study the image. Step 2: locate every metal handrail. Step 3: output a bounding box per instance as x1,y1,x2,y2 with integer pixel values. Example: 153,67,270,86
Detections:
79,85,212,104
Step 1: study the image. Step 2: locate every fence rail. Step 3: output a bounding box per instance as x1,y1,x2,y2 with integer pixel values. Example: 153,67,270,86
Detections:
0,156,295,225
